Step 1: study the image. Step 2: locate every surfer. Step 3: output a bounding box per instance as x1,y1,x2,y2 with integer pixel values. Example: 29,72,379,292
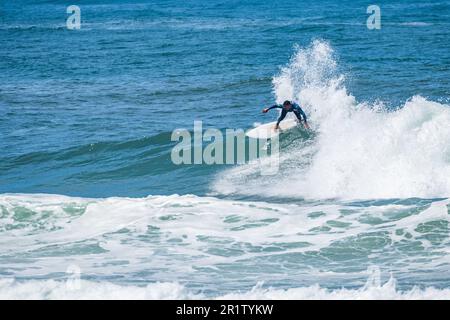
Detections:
262,100,310,130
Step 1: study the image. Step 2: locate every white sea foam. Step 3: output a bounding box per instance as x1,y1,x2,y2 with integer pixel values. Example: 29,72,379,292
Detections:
0,279,197,300
213,40,450,200
1,274,450,300
1,193,449,283
399,22,431,27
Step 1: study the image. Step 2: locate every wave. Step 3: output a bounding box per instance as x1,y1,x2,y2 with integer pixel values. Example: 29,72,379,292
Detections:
213,40,450,200
2,272,450,300
0,23,68,31
399,22,432,27
0,132,174,174
0,279,197,300
0,193,449,289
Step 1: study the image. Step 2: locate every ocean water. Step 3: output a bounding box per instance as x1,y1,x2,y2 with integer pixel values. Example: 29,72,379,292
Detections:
1,0,450,299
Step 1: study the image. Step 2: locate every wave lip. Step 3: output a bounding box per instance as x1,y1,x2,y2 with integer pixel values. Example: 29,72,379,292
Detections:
213,40,450,200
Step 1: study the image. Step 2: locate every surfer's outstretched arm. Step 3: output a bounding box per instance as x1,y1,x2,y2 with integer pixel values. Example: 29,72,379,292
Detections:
262,105,286,129
262,105,282,113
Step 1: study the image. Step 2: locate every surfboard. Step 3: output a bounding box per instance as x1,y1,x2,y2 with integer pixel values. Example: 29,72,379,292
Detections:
246,118,299,139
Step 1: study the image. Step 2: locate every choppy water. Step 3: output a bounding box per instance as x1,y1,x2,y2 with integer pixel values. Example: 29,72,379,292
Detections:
1,0,450,299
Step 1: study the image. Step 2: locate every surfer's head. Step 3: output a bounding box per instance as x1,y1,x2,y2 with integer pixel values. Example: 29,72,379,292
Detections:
283,100,292,109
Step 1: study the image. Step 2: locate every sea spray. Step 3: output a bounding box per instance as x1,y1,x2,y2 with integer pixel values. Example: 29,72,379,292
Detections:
213,40,450,200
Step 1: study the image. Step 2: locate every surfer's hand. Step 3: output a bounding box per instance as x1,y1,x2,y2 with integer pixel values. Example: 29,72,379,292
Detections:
304,122,310,130
274,124,279,130
262,108,268,113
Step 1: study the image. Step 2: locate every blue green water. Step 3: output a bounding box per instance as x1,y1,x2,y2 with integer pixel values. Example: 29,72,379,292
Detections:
1,0,450,299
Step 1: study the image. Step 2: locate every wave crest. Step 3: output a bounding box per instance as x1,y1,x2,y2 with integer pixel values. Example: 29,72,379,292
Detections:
213,40,450,200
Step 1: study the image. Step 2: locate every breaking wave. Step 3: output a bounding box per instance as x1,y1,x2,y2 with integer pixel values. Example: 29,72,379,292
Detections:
213,40,450,200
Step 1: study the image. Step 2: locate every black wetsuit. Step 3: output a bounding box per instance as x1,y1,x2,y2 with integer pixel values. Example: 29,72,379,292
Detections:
267,103,308,126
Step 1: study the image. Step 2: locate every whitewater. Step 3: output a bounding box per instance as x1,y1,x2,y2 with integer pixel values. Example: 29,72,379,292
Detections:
214,40,450,200
1,191,450,299
2,38,450,299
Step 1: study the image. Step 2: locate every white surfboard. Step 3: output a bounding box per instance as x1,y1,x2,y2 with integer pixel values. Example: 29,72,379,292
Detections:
246,118,299,139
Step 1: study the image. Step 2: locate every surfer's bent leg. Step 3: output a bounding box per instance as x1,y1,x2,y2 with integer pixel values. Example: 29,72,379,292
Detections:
299,109,307,122
294,108,310,129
